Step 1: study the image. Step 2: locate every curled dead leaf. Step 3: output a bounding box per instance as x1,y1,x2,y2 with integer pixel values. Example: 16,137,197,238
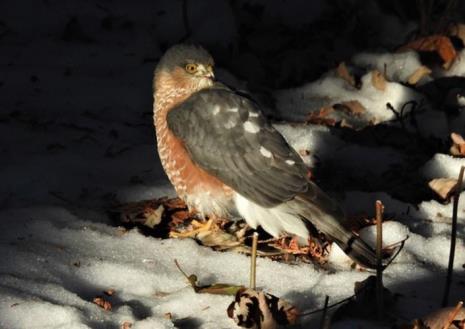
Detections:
306,106,337,126
420,303,465,329
93,296,112,311
227,288,299,329
451,132,465,157
371,70,386,91
407,66,432,85
400,35,457,70
175,260,245,295
335,100,366,116
428,178,458,200
143,204,164,228
104,289,115,296
449,23,465,46
336,62,356,87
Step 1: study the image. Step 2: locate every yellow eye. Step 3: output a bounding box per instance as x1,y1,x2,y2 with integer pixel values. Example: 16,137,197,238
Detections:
185,63,197,73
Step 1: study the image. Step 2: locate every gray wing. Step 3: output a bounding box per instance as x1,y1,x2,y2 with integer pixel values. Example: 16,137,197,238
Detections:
167,87,309,208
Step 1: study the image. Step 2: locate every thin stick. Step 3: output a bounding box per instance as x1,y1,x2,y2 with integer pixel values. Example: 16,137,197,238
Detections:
376,200,384,320
442,166,465,307
250,232,259,289
319,295,330,329
442,301,463,329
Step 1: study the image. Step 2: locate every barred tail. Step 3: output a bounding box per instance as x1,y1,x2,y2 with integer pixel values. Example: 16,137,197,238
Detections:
293,182,378,269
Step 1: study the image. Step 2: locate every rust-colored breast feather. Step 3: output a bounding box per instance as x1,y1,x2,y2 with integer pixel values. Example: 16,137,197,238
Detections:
154,70,234,217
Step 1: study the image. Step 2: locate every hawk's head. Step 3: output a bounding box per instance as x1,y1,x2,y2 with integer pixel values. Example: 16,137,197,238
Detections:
154,44,215,92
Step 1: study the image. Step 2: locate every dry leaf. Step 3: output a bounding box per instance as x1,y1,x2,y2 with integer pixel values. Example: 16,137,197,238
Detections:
104,289,115,296
306,106,337,126
143,204,164,228
164,312,172,320
407,66,432,85
371,70,386,91
335,100,366,115
121,321,132,329
227,288,299,329
93,296,112,311
449,23,465,45
451,132,465,157
400,35,457,69
429,178,458,199
336,62,356,87
306,101,370,130
175,260,245,295
420,304,465,329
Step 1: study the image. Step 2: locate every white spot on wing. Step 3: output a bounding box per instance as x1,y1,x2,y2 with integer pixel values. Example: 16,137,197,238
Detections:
224,119,236,129
249,112,259,118
227,107,238,113
285,159,295,165
212,105,220,115
243,121,260,133
260,146,272,158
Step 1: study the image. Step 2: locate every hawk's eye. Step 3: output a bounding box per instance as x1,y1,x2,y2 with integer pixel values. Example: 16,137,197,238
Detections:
185,63,197,73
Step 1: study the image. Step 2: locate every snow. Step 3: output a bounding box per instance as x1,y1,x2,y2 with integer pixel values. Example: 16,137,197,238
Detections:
352,51,425,84
275,71,424,123
423,154,465,181
436,49,465,77
2,0,465,328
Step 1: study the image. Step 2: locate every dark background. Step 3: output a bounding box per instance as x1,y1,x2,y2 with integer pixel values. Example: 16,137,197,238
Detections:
1,0,464,206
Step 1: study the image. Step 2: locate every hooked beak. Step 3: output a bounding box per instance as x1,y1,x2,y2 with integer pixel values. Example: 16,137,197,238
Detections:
199,65,215,80
205,71,215,80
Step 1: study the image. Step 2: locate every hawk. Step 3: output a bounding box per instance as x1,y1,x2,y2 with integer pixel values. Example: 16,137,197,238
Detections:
153,44,379,268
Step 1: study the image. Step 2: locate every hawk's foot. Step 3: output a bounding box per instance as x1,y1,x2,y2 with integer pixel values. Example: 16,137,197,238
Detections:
169,218,215,238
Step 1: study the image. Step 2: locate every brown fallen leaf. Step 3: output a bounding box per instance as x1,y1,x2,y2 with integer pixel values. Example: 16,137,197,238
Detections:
164,312,172,320
93,296,112,311
400,35,457,69
451,132,465,157
306,106,337,126
335,100,366,116
227,288,299,329
371,70,386,91
306,100,371,129
428,178,458,200
420,302,465,329
407,66,432,85
104,289,115,296
336,62,356,87
449,23,465,46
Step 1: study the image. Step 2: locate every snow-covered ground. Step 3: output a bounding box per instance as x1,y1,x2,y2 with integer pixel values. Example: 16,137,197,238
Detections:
1,0,465,328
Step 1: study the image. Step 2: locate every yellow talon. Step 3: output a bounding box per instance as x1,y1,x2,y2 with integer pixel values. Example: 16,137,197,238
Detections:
170,218,215,238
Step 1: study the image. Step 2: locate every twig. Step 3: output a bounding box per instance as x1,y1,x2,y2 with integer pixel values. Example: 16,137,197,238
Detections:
382,235,409,268
319,295,330,329
300,293,357,317
442,166,465,307
376,200,384,320
442,301,463,329
174,259,198,292
250,232,258,289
